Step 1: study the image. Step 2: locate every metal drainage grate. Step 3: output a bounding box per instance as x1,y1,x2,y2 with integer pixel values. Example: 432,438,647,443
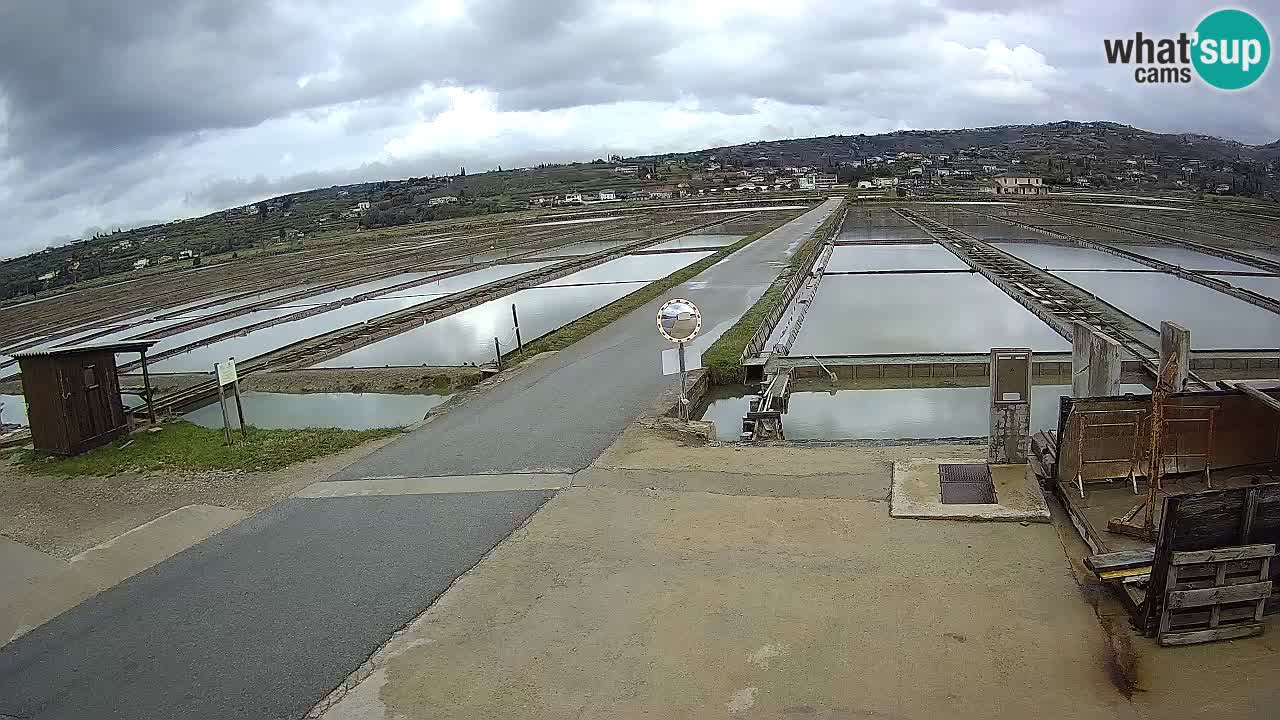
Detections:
938,463,997,504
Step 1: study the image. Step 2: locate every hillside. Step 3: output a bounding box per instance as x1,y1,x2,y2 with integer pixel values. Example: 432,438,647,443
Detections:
643,121,1280,167
4,120,1279,302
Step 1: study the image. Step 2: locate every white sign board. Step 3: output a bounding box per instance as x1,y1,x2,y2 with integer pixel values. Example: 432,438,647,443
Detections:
215,359,238,387
661,347,702,375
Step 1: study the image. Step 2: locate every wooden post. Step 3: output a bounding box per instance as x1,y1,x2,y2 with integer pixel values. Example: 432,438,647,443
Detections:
139,349,156,424
512,304,523,354
232,378,248,440
1160,321,1191,393
494,337,503,370
215,366,232,445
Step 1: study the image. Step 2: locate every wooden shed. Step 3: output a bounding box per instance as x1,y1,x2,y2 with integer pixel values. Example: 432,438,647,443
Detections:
14,341,157,456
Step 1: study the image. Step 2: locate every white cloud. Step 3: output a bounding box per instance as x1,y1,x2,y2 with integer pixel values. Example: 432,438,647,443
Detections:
0,0,1274,259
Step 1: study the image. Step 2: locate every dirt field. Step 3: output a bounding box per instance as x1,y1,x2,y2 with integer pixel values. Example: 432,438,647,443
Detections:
0,432,397,559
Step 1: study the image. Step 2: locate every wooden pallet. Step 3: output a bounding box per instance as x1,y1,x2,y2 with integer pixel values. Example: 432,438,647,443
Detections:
1157,544,1274,647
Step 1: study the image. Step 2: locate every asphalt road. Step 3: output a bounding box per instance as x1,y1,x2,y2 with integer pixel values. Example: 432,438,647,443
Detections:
337,197,844,479
0,491,554,720
0,199,840,720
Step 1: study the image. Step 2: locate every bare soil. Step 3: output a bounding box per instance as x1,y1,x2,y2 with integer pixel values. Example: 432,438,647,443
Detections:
0,432,399,559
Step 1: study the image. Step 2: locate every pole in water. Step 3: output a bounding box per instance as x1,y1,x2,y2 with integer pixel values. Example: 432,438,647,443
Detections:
512,303,523,354
494,337,503,370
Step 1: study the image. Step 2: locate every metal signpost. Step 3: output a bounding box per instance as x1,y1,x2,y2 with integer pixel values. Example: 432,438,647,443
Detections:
657,298,702,421
213,358,248,444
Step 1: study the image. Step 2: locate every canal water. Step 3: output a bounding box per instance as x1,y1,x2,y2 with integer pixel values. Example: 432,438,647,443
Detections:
0,394,27,426
313,251,713,368
1118,245,1265,273
698,384,1150,441
825,243,968,272
836,227,931,242
1210,274,1280,302
642,234,742,252
145,263,558,372
1055,271,1280,350
791,273,1070,355
990,242,1149,271
183,391,450,430
527,240,637,258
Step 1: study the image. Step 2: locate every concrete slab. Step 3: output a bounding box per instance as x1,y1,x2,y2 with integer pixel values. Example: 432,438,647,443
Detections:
296,473,570,498
0,538,68,608
310,484,1127,719
1,504,247,646
890,459,1051,521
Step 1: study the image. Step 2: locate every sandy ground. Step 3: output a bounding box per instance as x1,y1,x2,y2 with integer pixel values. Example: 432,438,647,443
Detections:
594,421,986,475
315,439,1280,719
0,433,399,559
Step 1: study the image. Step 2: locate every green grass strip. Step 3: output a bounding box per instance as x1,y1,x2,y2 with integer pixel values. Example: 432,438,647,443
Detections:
701,203,845,384
13,421,402,476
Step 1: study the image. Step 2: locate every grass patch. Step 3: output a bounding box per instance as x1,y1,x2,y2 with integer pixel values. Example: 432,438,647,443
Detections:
13,421,402,476
509,222,792,358
701,203,846,384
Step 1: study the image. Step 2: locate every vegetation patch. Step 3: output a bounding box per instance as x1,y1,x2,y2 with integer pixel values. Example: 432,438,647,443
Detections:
12,421,401,476
509,222,792,358
702,203,845,384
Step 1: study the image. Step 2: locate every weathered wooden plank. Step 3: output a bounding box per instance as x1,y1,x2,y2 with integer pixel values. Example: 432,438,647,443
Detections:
1159,622,1264,646
1232,382,1280,415
1100,567,1151,581
1086,549,1155,572
1166,581,1272,609
1170,544,1276,565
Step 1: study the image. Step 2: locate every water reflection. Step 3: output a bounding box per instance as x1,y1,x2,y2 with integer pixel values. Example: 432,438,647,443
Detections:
313,282,640,367
182,391,449,430
825,244,967,272
1118,245,1263,273
990,242,1148,270
792,273,1070,355
1055,271,1280,350
0,394,27,425
314,251,711,367
643,234,742,252
699,384,1149,441
1210,274,1280,302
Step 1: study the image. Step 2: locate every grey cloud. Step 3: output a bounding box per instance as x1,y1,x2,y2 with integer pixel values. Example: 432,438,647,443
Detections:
1,0,1277,260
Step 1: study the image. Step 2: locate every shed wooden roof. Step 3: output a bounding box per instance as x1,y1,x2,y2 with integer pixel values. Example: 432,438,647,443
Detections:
12,340,158,359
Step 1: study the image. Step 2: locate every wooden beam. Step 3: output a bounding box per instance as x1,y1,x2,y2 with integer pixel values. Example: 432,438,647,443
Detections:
1170,544,1276,565
1231,381,1280,415
1166,581,1272,610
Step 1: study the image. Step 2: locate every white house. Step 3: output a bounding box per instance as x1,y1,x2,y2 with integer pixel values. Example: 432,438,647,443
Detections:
38,270,57,281
856,180,874,189
133,258,150,270
873,177,899,188
563,192,584,204
797,174,817,191
992,173,1048,196
428,196,458,206
908,166,924,177
598,189,617,201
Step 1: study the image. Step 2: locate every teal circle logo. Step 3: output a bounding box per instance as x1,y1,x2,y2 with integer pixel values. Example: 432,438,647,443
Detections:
1193,9,1270,90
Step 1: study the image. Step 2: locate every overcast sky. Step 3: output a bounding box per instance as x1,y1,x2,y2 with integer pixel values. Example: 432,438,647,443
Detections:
0,0,1275,258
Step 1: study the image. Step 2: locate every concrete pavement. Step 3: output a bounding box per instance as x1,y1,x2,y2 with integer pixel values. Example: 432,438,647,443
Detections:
335,198,843,479
0,491,553,720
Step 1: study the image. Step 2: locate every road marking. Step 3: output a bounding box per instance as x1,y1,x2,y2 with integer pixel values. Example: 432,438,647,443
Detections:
296,473,570,498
